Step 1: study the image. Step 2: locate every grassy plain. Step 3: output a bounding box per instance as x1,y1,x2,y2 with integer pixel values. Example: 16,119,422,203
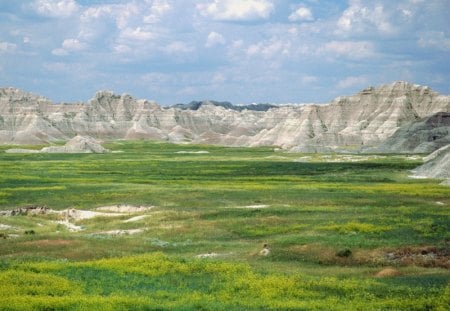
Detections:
0,141,449,310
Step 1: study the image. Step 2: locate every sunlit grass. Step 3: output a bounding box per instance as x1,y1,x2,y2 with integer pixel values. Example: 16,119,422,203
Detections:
0,253,446,310
0,141,448,309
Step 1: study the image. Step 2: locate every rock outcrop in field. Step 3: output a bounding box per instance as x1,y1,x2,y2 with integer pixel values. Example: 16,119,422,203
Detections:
6,135,107,154
412,144,450,184
40,135,107,153
1,82,449,152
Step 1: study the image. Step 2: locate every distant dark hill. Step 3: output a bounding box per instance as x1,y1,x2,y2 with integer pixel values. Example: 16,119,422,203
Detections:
169,100,277,112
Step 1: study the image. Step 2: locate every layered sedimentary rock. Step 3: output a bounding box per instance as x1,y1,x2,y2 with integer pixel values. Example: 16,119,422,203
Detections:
0,82,449,152
40,135,107,153
412,144,450,184
367,112,450,154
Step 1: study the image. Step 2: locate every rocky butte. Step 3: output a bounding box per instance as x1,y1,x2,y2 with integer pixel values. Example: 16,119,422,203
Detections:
0,81,449,154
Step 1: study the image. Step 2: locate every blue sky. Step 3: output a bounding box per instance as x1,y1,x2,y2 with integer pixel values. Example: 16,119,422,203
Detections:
0,0,449,105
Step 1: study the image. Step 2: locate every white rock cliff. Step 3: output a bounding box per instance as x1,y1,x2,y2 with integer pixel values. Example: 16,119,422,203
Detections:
0,82,449,152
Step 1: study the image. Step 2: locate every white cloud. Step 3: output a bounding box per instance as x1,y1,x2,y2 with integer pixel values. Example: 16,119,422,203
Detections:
114,44,132,54
33,0,78,18
205,31,226,48
418,31,450,52
401,9,413,18
246,39,291,59
144,0,172,23
0,42,17,53
163,41,193,54
337,0,394,35
120,27,155,41
115,3,140,30
52,38,86,56
322,40,374,59
289,7,313,22
337,76,368,89
62,39,86,51
197,0,274,21
79,6,115,42
51,48,68,56
81,5,112,21
78,2,164,49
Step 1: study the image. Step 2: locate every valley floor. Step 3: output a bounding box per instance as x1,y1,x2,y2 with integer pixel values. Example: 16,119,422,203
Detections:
0,142,448,310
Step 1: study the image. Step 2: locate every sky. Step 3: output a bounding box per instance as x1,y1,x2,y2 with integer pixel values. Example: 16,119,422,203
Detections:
0,0,449,105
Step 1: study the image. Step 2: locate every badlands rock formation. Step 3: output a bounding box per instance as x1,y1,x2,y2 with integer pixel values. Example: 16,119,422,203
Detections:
6,135,107,153
0,82,449,152
367,112,449,154
412,144,450,185
40,135,107,153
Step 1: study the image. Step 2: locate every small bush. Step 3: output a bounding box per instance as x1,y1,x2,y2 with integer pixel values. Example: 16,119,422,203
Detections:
336,248,352,257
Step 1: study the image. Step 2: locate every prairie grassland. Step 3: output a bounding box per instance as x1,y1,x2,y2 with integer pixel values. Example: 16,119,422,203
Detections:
0,141,449,310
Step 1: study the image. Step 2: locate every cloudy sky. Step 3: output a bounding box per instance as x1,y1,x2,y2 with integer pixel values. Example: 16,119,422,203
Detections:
0,0,449,104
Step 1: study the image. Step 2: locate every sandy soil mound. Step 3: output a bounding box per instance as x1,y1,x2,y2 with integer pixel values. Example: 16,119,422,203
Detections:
60,209,122,221
97,229,144,236
96,205,154,213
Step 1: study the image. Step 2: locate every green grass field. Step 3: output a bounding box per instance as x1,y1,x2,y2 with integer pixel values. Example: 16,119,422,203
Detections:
0,141,449,310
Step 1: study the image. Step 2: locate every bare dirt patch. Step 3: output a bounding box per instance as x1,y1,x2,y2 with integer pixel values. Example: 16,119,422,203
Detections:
96,205,154,213
196,252,219,258
55,220,83,232
375,268,402,278
283,244,449,268
60,208,124,220
123,215,149,223
384,246,450,269
228,204,269,209
175,150,209,154
96,229,144,236
0,223,15,230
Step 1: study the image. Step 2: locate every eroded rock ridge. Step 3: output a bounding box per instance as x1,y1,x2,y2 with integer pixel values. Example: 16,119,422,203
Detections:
1,82,449,152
